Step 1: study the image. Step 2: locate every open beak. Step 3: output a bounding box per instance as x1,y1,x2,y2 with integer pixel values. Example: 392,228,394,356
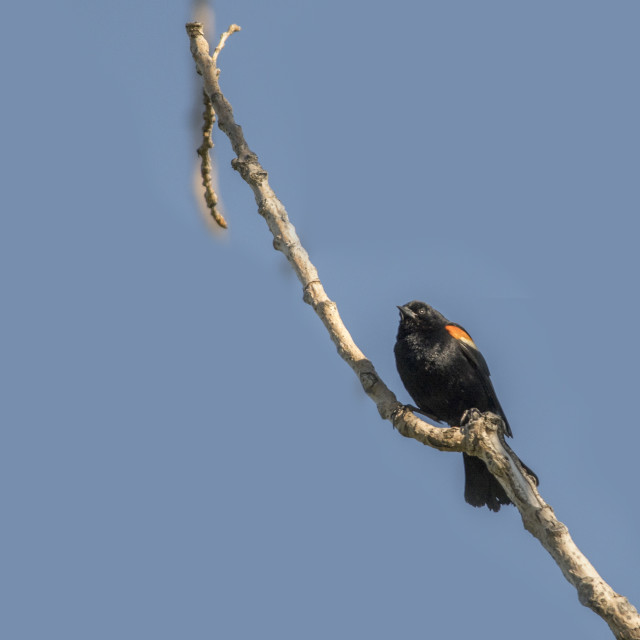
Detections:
397,304,418,321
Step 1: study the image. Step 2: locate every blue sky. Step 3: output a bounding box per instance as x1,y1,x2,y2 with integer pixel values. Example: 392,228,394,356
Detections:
2,1,639,638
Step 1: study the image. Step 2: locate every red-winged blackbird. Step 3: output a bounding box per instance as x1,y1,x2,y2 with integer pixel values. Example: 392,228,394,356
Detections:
394,300,537,512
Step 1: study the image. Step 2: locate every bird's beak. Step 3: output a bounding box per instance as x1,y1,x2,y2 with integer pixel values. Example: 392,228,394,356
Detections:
397,305,418,321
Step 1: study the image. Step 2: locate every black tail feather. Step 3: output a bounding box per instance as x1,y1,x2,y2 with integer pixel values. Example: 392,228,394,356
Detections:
462,453,511,512
462,453,539,511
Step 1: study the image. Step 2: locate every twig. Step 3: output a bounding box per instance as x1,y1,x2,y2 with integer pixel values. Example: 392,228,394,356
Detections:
197,89,227,228
212,24,241,67
185,22,640,640
190,1,227,229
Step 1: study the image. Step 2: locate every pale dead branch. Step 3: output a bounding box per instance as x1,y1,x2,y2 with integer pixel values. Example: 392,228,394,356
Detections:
185,22,640,640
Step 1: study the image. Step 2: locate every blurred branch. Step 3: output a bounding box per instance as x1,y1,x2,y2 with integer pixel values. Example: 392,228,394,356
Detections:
190,0,227,229
185,22,640,640
196,89,227,228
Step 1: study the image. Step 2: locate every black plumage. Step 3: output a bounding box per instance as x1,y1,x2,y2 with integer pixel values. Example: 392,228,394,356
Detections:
394,300,536,511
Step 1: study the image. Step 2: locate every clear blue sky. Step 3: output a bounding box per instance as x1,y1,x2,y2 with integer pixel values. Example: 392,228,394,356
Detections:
2,1,639,638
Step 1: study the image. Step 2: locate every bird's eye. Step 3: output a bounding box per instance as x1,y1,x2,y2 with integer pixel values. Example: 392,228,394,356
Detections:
418,308,426,315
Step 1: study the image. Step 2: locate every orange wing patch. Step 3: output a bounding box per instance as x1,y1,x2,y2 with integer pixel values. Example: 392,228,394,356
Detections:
445,325,477,349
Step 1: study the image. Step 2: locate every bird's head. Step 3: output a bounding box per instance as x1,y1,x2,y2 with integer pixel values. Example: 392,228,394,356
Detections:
397,301,445,332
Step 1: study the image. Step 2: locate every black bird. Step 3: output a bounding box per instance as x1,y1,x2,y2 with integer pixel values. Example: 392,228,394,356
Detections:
394,300,537,511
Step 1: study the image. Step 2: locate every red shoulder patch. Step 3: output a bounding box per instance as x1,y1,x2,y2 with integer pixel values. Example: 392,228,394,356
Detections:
445,324,477,348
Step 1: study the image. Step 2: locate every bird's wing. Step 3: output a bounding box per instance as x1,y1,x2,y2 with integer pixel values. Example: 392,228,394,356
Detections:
445,323,513,437
445,323,490,376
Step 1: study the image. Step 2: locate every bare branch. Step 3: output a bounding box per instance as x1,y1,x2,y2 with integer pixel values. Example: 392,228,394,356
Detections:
185,22,640,640
464,409,640,640
212,24,241,66
197,89,227,228
190,2,227,229
185,22,463,452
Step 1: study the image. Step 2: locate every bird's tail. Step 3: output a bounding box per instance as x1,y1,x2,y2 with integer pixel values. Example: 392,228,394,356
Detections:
462,453,511,512
462,453,539,512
